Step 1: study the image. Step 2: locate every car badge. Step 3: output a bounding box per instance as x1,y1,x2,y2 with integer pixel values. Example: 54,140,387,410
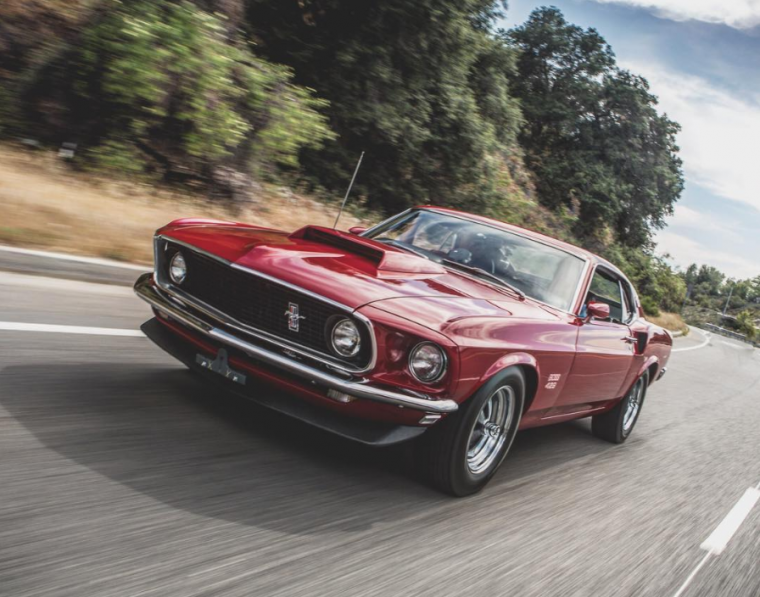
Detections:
285,302,305,332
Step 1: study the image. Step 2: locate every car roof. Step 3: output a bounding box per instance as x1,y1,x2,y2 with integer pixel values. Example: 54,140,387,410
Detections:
418,206,626,279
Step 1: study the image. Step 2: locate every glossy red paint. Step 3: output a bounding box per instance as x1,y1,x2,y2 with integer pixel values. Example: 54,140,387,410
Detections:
147,207,672,433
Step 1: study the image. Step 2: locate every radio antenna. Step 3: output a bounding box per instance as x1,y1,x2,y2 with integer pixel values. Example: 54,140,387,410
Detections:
333,151,365,229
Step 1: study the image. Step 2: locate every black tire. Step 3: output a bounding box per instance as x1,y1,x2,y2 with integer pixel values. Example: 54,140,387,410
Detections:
417,367,525,497
591,372,649,444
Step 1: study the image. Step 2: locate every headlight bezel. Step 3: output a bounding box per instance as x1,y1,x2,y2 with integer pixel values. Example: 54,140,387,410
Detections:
329,317,362,358
169,251,187,285
408,341,447,383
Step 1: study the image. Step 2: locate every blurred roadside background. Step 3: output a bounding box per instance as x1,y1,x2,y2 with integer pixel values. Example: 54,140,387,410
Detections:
0,0,757,338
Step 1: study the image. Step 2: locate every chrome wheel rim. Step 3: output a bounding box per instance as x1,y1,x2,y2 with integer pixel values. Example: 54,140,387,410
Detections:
623,378,644,433
466,386,515,475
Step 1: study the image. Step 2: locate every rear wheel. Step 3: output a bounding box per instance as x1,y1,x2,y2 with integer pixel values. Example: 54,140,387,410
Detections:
418,368,525,496
592,372,648,444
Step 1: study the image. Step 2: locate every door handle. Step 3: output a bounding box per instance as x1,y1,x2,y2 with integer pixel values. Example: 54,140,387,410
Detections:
623,336,637,343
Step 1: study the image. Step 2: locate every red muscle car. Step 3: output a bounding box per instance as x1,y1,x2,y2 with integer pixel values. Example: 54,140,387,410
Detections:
135,207,672,495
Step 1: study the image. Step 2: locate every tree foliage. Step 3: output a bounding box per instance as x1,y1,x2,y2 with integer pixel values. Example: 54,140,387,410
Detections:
245,0,523,214
680,263,760,332
603,244,686,313
0,1,708,317
506,7,683,247
21,0,334,194
736,310,757,340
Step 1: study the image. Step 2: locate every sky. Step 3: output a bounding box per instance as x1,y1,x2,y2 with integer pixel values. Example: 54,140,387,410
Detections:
500,0,760,280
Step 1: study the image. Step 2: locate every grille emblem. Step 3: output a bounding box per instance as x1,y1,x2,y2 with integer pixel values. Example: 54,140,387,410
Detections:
285,302,306,332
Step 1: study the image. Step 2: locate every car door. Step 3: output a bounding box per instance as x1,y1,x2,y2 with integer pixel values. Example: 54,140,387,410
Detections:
558,267,637,406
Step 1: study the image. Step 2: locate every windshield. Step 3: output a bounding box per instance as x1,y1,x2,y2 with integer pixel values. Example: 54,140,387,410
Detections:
365,210,586,311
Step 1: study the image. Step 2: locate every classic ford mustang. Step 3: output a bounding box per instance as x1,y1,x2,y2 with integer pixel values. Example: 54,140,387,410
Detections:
135,207,672,495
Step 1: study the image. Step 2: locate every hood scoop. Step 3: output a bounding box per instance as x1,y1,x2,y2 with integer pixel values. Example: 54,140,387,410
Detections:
290,225,445,276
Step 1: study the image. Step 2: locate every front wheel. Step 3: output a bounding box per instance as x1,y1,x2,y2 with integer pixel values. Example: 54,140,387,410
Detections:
591,372,649,444
417,368,525,496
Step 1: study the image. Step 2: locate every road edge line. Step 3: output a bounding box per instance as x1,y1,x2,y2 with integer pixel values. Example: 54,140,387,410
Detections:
0,245,148,271
672,485,760,597
672,327,710,353
0,321,145,337
700,487,760,555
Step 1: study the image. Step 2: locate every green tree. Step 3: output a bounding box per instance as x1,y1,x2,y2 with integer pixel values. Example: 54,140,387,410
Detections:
245,0,523,214
605,245,685,313
0,0,93,134
684,263,699,287
696,265,724,295
22,0,334,198
506,7,683,246
736,310,757,340
750,276,760,302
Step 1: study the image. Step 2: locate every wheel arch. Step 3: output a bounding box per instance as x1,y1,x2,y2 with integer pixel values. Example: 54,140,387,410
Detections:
636,355,659,388
616,357,658,400
646,361,659,387
477,352,539,414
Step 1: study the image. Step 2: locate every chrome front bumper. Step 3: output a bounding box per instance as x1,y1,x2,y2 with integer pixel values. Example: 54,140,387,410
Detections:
134,273,458,414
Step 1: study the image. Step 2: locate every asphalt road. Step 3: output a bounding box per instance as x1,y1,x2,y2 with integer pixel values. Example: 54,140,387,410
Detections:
1,264,759,597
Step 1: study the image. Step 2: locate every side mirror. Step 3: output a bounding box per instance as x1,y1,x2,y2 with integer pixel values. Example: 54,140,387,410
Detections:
587,301,610,320
348,226,367,235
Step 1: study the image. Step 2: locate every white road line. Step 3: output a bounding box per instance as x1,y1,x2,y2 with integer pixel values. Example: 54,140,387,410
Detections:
0,271,135,296
0,322,144,337
672,327,711,353
0,245,148,271
672,552,712,597
700,487,760,555
672,485,760,597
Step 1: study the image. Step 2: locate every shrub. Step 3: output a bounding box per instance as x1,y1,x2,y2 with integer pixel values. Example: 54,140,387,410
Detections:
736,310,757,340
640,295,660,317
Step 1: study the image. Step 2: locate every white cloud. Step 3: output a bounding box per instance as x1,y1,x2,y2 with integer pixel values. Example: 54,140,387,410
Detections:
655,230,759,278
591,0,760,29
666,204,729,233
619,60,760,215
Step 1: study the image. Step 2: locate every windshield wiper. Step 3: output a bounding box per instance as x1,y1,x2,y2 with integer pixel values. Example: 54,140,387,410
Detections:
442,259,526,300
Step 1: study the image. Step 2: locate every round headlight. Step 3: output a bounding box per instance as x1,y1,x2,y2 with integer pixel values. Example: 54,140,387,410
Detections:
331,318,361,357
169,252,187,285
409,342,446,383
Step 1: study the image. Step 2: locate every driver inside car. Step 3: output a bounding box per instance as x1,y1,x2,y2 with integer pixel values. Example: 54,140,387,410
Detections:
465,232,516,278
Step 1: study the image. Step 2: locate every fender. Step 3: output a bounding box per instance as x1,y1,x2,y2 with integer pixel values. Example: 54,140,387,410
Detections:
480,351,539,383
477,351,540,411
476,352,540,412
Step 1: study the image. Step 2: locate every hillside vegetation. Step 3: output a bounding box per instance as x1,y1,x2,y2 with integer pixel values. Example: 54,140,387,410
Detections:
0,144,365,264
0,0,756,334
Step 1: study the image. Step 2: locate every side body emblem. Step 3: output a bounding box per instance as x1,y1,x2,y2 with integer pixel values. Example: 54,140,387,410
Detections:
545,373,562,390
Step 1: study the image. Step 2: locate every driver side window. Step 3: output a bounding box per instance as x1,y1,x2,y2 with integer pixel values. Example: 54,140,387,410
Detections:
587,269,625,323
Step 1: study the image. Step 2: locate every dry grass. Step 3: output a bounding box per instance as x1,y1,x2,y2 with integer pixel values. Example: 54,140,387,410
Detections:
0,144,366,264
646,311,689,335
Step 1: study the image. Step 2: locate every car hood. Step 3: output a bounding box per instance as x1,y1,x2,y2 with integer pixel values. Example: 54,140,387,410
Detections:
159,220,560,322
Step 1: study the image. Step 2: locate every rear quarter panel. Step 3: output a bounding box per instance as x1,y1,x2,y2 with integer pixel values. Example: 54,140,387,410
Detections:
642,325,673,383
626,317,673,392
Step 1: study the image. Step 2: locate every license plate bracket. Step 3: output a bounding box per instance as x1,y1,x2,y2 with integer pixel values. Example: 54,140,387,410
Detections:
196,349,246,385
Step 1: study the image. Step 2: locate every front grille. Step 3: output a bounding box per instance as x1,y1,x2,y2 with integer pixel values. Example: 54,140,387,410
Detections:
158,240,371,368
